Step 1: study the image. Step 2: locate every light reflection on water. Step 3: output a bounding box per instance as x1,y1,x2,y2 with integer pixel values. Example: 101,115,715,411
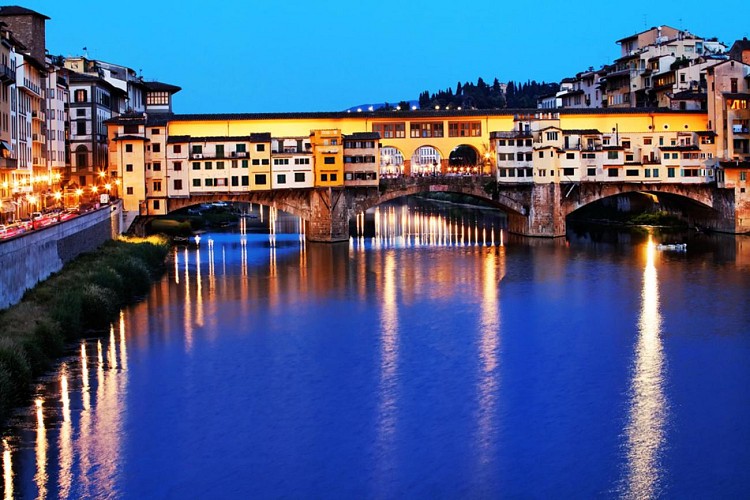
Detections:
620,235,667,498
2,203,750,498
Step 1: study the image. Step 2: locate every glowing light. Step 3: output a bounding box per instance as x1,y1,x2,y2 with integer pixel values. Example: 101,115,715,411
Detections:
53,191,62,201
620,236,667,498
3,438,13,500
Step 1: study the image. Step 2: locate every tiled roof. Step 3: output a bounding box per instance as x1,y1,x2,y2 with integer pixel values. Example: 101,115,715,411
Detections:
562,129,601,135
112,135,149,142
719,160,750,168
104,113,146,126
344,132,380,140
166,107,703,122
142,81,182,93
0,6,50,19
658,145,700,151
166,133,272,144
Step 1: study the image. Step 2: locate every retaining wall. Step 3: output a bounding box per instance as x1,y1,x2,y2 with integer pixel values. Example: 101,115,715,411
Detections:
0,201,122,309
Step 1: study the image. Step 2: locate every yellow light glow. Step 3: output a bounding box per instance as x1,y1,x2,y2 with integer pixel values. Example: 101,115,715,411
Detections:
99,171,106,178
104,183,111,191
114,179,121,186
75,189,83,196
27,194,37,204
91,186,98,193
53,192,62,201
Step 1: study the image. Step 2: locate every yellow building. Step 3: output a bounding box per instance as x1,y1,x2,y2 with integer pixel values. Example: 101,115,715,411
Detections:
310,129,343,187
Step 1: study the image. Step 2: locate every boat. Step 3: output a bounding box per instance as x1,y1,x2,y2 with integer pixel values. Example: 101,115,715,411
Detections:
656,243,687,252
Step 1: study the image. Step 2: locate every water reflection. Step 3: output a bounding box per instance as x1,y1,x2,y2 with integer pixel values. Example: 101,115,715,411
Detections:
374,252,400,494
34,399,46,499
475,248,505,482
621,236,668,498
354,203,505,250
2,439,12,500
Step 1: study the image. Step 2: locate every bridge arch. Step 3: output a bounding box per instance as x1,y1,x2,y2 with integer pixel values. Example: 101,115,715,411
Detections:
448,144,481,174
380,145,405,177
410,145,443,176
165,191,314,220
561,182,732,231
349,177,528,219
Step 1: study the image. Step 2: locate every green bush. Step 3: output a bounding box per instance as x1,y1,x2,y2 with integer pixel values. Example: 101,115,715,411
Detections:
0,236,169,426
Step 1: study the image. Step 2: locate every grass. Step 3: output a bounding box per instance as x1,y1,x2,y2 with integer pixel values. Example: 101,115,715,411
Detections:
0,236,169,425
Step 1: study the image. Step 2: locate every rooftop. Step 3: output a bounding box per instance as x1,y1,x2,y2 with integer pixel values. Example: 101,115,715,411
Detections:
0,5,50,20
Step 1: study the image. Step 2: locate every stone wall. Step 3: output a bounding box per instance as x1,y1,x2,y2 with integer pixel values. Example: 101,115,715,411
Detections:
0,201,122,309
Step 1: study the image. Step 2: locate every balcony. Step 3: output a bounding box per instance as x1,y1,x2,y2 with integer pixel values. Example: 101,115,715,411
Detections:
0,65,15,84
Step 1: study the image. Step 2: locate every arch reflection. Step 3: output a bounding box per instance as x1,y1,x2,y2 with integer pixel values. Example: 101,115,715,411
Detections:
621,236,668,498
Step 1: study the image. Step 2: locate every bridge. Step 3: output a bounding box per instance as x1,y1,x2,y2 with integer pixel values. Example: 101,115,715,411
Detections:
135,176,742,241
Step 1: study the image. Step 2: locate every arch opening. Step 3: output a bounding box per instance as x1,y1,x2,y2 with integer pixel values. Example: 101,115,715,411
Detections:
380,146,405,178
410,146,442,176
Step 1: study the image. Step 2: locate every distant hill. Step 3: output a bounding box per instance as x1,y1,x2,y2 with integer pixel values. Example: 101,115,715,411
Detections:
418,78,559,110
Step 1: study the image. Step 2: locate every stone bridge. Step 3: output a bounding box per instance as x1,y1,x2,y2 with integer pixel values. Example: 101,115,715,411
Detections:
133,176,744,241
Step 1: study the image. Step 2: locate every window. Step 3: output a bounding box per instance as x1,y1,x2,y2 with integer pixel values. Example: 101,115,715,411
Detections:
607,151,619,160
261,159,269,165
174,179,183,190
152,199,160,210
153,181,162,192
236,144,246,153
277,174,286,184
192,162,200,170
330,173,337,182
191,145,203,154
566,153,575,159
216,145,224,158
152,128,160,135
644,137,652,145
126,187,134,195
740,171,747,181
294,158,310,165
241,160,248,168
146,91,169,105
231,176,239,187
126,164,133,172
205,178,213,187
448,121,481,137
252,159,260,166
152,162,160,172
294,172,305,182
373,122,406,138
77,120,86,135
205,161,212,170
563,168,575,176
217,161,225,169
241,176,249,186
173,144,182,154
192,178,201,187
587,168,596,176
321,173,328,181
607,168,619,177
256,144,265,152
668,167,676,178
546,131,559,141
626,169,639,177
152,143,161,153
324,156,336,164
125,144,133,153
174,161,182,171
255,174,267,185
74,89,87,102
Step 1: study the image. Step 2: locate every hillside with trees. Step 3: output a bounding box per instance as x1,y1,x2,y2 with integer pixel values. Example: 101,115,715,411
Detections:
417,78,559,110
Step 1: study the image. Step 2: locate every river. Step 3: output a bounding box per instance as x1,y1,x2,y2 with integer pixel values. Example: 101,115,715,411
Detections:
2,199,749,498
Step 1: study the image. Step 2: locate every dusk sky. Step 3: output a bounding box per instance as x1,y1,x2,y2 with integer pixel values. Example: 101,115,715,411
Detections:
18,0,750,114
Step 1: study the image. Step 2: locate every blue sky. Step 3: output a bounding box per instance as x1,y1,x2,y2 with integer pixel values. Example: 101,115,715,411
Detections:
16,0,750,114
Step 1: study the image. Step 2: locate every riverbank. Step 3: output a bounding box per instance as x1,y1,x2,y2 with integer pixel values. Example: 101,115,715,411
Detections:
0,236,169,425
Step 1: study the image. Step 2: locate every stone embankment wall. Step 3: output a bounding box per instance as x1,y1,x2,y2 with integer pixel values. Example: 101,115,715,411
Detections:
0,201,122,309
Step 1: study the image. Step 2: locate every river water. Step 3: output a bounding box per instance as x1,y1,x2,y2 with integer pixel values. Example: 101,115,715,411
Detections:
2,200,750,498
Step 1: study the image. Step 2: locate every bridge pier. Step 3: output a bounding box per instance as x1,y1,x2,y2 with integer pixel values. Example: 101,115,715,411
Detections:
305,188,350,243
508,183,566,237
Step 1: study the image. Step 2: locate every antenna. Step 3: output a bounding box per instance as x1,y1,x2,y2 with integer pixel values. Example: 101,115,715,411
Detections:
643,14,647,29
